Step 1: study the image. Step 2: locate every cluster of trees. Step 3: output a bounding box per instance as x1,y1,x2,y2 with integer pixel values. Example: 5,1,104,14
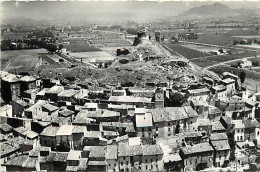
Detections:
1,30,55,51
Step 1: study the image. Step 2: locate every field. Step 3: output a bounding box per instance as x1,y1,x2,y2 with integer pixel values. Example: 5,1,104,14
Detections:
192,28,259,46
191,51,258,68
69,51,116,63
1,49,47,73
163,43,208,59
64,43,101,52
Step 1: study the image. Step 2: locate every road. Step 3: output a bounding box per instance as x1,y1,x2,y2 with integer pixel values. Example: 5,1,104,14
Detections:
205,56,259,69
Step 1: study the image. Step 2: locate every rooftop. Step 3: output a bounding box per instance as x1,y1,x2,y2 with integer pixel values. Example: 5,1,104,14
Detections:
3,155,28,167
210,132,228,141
56,125,74,136
211,140,230,151
46,86,64,94
42,103,59,112
106,145,118,160
0,123,13,132
223,72,238,79
221,78,235,85
40,126,60,137
67,150,82,161
212,121,226,131
58,89,79,98
181,142,214,155
212,85,227,92
13,99,29,107
142,144,163,156
20,75,36,82
135,112,153,128
108,96,152,103
188,88,210,94
84,146,106,158
149,107,189,123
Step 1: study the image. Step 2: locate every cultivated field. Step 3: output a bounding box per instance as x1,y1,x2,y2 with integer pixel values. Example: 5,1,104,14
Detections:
69,51,116,63
1,49,47,73
163,43,208,59
191,51,258,68
64,43,101,52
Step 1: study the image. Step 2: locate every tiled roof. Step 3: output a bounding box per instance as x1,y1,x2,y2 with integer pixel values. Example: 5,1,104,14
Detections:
211,140,230,151
84,146,106,158
129,145,143,156
212,121,226,131
181,142,213,155
42,103,59,112
0,123,13,132
22,157,37,169
118,143,130,157
188,88,210,94
106,145,118,160
56,125,73,136
58,89,79,97
142,144,163,156
212,85,226,92
108,96,152,103
40,126,59,137
135,112,153,128
148,107,189,123
67,150,82,161
46,86,64,94
4,155,28,166
210,133,228,141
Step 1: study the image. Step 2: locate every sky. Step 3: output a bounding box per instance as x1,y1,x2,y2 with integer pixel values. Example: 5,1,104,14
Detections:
1,1,260,23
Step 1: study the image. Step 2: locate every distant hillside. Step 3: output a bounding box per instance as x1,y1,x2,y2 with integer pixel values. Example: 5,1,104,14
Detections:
180,2,259,18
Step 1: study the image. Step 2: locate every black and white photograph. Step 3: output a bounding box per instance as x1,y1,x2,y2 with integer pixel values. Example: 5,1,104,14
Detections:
0,0,260,171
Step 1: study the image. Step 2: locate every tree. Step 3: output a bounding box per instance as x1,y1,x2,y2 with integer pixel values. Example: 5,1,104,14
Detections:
47,44,57,53
59,44,63,50
239,71,246,85
168,92,186,107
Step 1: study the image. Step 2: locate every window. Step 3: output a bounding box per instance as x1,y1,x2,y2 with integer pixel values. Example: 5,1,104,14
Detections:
190,121,193,124
156,127,158,131
240,136,243,140
168,128,171,132
237,129,240,133
241,129,243,132
168,122,171,126
151,165,153,169
146,159,148,163
114,164,116,167
237,136,239,141
109,164,111,166
219,156,221,159
123,157,125,160
121,162,123,166
126,161,128,165
258,131,259,136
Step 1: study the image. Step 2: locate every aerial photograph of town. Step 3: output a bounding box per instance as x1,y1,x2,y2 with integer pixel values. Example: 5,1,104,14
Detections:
0,0,260,171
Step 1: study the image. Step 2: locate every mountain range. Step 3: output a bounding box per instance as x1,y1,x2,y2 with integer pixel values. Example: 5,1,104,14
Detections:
180,2,260,18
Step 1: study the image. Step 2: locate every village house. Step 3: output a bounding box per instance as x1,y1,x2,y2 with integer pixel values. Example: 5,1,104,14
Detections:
77,109,120,123
107,104,136,117
118,143,131,171
45,86,64,102
187,88,210,102
222,72,240,90
141,144,164,171
220,78,236,96
11,99,29,117
83,146,107,171
179,142,214,171
211,121,226,133
148,107,189,138
106,145,119,171
66,150,82,170
1,74,21,103
190,97,209,118
40,126,59,148
183,132,203,145
58,89,80,104
208,106,222,120
72,126,87,150
0,123,13,139
210,140,230,167
135,111,154,138
55,125,74,149
42,103,59,115
108,96,153,108
58,107,75,124
23,88,39,104
192,118,212,135
20,75,37,97
24,100,48,119
240,58,252,68
215,99,245,118
211,85,227,99
36,88,50,100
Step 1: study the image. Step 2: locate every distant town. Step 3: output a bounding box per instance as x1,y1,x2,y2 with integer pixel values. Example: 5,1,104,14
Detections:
1,1,260,172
